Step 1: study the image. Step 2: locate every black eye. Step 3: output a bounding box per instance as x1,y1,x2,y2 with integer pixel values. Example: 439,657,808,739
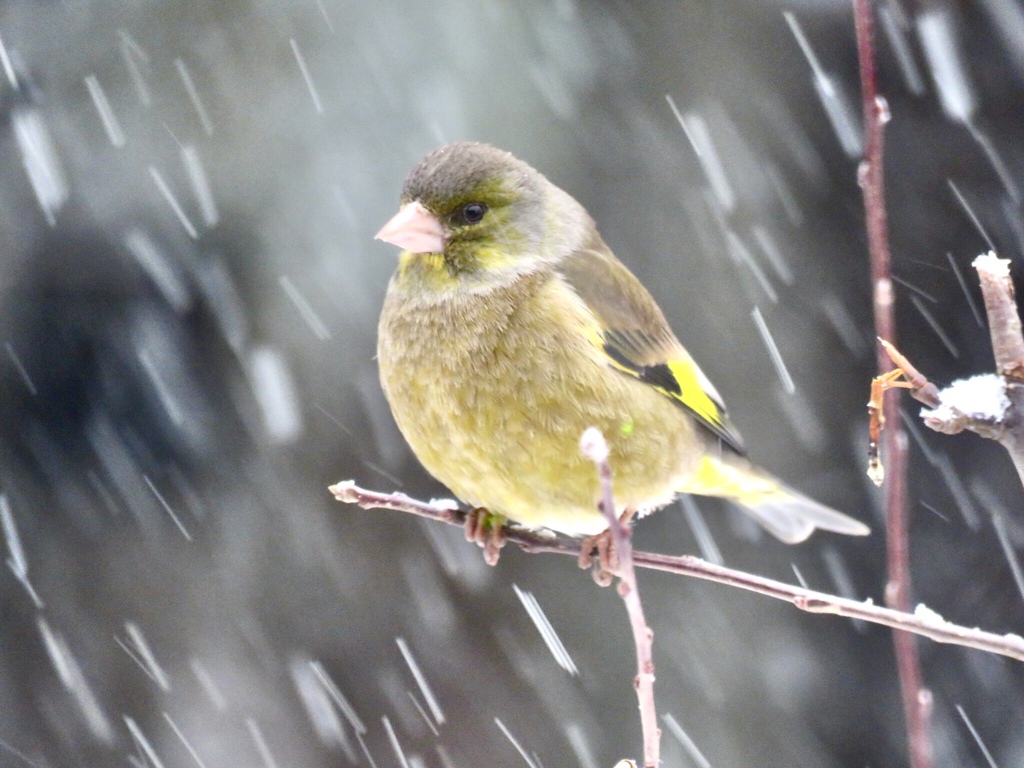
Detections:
461,202,487,224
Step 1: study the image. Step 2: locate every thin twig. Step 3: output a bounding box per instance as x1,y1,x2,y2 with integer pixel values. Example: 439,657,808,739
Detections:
580,428,659,768
867,341,941,484
852,0,933,765
328,482,1024,664
885,256,1024,473
879,339,942,407
878,340,1006,440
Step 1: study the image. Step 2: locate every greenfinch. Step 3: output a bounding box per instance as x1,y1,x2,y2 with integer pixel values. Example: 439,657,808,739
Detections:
375,142,868,543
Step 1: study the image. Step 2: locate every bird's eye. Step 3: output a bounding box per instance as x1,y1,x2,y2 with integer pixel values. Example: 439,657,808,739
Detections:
461,202,487,224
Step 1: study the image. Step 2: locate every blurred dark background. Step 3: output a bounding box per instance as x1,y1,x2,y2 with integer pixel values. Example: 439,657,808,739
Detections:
1,1,1022,766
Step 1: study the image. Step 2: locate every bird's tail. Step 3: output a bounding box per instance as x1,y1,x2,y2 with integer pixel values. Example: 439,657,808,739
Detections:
679,454,870,544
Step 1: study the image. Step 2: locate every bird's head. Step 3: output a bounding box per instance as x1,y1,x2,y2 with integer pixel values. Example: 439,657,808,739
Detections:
376,142,589,292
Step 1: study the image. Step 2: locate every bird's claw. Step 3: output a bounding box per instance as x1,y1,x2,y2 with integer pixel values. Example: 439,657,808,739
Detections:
578,530,617,587
464,507,507,566
578,509,636,587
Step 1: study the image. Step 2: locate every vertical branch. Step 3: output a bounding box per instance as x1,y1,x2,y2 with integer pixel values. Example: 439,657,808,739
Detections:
976,253,1024,489
852,2,934,768
580,428,660,768
976,254,1024,377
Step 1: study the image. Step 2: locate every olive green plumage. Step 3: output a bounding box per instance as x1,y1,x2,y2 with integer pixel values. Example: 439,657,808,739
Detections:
376,142,868,542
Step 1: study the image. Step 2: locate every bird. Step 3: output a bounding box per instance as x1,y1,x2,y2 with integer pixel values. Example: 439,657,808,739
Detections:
374,141,868,554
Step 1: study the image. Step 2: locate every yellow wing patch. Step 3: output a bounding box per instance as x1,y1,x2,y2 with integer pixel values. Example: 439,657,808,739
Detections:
599,334,744,453
666,360,726,433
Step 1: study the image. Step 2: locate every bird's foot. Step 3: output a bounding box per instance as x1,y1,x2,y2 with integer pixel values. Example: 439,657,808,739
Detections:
464,507,507,566
578,530,616,586
578,509,636,587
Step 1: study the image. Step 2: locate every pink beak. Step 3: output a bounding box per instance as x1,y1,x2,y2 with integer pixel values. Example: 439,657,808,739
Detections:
375,201,446,254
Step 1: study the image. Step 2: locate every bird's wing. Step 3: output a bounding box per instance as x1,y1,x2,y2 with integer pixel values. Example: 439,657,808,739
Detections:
557,236,745,454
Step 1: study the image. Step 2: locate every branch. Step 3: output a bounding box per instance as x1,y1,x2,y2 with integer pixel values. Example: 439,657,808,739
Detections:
880,254,1024,492
976,253,1024,491
851,0,933,762
879,339,942,408
328,482,1024,664
978,252,1024,378
580,428,659,768
867,341,940,484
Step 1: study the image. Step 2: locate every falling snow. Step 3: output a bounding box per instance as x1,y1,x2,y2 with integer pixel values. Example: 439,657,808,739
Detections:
0,3,1022,768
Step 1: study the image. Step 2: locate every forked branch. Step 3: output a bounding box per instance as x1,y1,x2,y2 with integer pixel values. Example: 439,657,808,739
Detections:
875,254,1024,489
329,481,1024,664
